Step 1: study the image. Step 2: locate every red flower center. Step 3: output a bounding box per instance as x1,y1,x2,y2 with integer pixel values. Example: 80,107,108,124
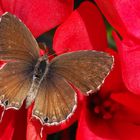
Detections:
87,94,120,120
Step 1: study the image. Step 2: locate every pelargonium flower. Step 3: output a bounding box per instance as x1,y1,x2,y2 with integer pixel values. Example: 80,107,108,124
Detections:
1,1,140,140
72,2,140,140
76,47,140,140
50,1,140,140
95,0,140,96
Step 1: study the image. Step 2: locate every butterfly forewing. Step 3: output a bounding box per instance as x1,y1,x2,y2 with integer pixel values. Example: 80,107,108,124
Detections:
0,12,40,61
0,13,39,109
49,50,113,95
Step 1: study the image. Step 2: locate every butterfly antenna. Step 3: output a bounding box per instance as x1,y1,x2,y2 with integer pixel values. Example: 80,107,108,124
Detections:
48,48,70,58
38,42,48,54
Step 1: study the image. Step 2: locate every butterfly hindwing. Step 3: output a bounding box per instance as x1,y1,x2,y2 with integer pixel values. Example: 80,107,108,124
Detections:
0,61,34,109
33,73,76,125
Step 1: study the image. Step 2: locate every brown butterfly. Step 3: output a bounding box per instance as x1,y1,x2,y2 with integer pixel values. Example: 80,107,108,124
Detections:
0,12,114,125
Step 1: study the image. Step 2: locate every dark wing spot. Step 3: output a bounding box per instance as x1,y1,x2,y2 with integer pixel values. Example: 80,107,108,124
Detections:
4,100,8,106
44,117,49,123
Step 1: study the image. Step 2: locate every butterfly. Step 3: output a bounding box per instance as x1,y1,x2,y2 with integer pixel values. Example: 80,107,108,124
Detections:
0,12,113,126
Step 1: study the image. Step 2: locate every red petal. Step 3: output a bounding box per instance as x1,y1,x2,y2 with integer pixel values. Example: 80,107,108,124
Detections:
111,92,140,115
0,108,15,140
96,0,140,39
0,0,74,37
113,32,140,95
0,61,5,68
0,5,3,15
0,106,27,140
9,106,27,140
99,48,126,98
12,106,27,140
53,1,108,53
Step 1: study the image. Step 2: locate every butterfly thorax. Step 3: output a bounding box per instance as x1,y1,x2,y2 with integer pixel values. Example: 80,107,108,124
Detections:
26,54,49,108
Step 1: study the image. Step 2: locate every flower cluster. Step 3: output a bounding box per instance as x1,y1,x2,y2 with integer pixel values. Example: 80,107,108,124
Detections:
0,0,140,140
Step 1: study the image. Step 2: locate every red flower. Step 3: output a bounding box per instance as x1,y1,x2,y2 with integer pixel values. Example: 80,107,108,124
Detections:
76,48,140,140
52,1,140,139
95,0,140,95
72,2,140,140
1,1,140,140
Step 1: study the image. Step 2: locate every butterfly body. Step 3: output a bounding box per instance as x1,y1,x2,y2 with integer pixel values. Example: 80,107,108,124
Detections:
0,12,114,125
26,54,49,108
